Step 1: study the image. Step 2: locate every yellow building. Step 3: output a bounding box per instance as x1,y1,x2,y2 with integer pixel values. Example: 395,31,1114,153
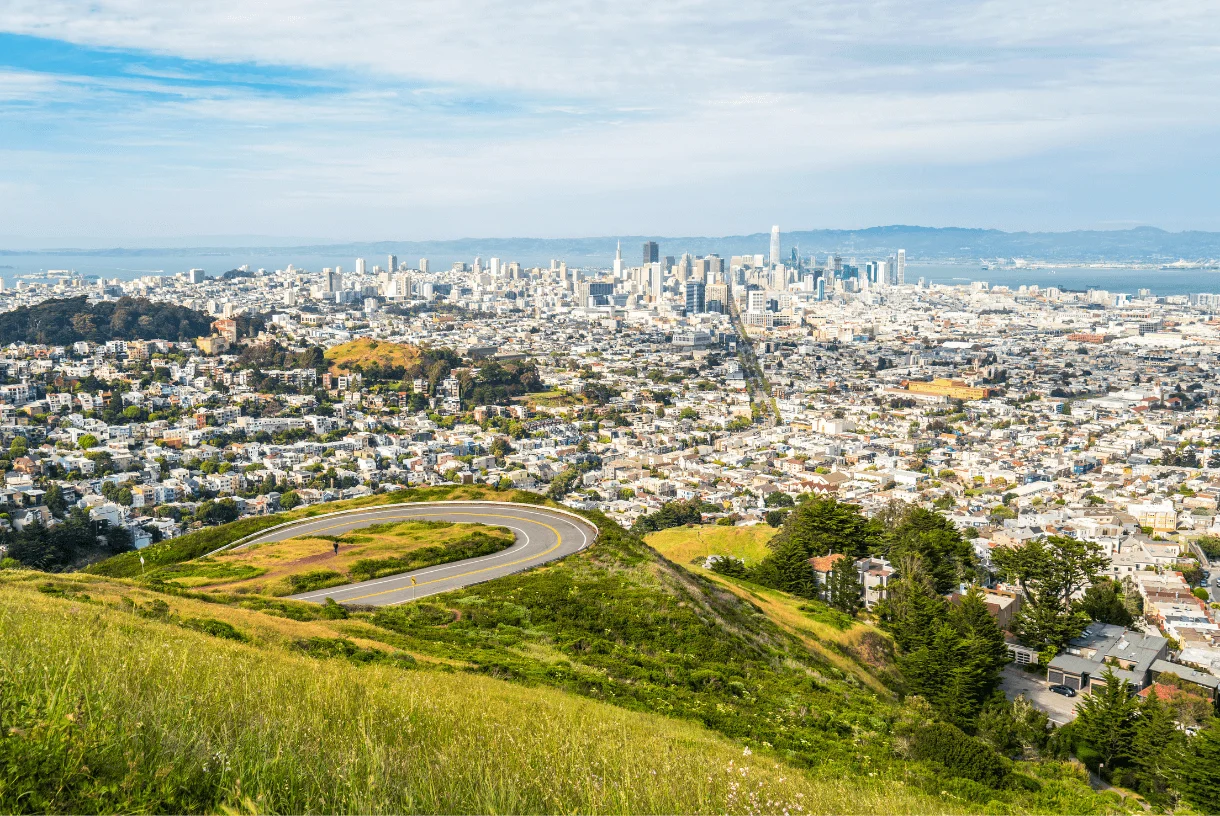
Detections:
903,378,994,401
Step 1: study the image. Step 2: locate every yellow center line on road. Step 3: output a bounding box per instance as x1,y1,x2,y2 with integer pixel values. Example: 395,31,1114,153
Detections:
239,509,541,549
338,515,565,603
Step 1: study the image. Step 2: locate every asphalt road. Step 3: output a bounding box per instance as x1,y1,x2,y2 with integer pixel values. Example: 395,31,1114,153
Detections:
228,502,597,607
1000,664,1080,724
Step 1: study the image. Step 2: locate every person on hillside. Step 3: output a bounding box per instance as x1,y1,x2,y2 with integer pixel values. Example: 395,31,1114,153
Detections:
333,541,339,556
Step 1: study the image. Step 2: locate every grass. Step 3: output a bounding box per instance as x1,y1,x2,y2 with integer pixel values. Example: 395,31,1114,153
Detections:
0,578,976,815
645,524,776,568
647,524,901,693
4,492,1132,814
324,337,421,374
144,520,514,596
86,485,534,579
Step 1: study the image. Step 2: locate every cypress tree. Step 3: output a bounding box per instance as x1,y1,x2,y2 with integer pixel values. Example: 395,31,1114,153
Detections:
1129,686,1182,804
1177,718,1220,813
827,560,863,615
1075,668,1137,774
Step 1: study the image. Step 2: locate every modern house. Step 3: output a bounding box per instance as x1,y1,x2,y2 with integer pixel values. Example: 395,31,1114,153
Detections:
1047,623,1168,692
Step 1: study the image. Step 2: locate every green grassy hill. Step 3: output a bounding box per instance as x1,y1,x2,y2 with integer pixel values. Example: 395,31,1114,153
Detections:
1,490,1128,814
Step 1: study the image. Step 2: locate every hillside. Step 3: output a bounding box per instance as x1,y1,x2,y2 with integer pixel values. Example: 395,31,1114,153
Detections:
0,295,213,345
324,338,423,375
6,488,1128,814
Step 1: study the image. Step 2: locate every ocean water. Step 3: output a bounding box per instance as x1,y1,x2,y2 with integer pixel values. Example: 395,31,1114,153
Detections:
0,252,1216,297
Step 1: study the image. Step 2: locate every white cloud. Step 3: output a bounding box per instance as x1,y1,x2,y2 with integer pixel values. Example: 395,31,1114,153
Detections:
0,0,1219,238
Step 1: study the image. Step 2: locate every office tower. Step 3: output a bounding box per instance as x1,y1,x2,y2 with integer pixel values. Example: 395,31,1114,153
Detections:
322,267,343,294
355,258,366,276
705,254,724,281
896,249,906,285
419,258,429,273
188,268,206,284
685,280,705,314
651,262,664,302
473,257,482,275
833,255,842,273
387,255,398,275
643,241,659,266
613,241,623,279
490,258,501,277
769,225,781,267
676,254,692,283
664,255,675,273
816,277,825,301
877,260,889,287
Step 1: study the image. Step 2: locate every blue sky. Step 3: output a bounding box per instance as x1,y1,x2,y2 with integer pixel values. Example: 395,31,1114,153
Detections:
0,0,1218,246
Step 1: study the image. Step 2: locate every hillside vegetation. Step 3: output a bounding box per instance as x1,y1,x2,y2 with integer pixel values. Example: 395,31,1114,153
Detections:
0,295,213,345
147,520,514,595
324,338,423,374
4,488,1130,814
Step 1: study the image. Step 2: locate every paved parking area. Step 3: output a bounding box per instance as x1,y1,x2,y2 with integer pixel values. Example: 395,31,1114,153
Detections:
1000,664,1080,724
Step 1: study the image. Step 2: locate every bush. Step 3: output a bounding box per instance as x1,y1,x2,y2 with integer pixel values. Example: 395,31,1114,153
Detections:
909,721,1012,787
181,617,247,642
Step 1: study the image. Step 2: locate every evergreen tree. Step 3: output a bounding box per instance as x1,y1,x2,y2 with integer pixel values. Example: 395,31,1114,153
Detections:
877,556,946,653
771,495,884,559
949,585,1010,695
767,535,820,599
1176,718,1220,813
827,560,863,615
1080,579,1135,628
885,506,976,594
992,535,1108,652
1075,668,1137,774
1129,686,1182,804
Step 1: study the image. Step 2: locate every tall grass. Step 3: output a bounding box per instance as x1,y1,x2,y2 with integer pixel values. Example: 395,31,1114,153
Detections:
0,589,961,814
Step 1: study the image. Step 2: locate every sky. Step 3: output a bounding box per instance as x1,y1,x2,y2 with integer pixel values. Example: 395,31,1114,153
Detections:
0,0,1219,246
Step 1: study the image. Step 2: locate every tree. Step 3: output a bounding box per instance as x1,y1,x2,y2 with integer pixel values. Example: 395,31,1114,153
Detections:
43,483,67,518
826,560,863,615
877,556,945,653
8,436,26,459
749,535,819,598
1128,686,1182,804
764,508,789,528
1080,579,1136,628
77,433,99,450
1075,668,1137,773
771,496,884,560
764,491,795,508
991,535,1108,652
1177,718,1220,813
949,586,1010,697
884,506,976,594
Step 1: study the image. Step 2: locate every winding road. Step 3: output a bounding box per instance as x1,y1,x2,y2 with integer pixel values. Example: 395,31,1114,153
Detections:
223,501,597,607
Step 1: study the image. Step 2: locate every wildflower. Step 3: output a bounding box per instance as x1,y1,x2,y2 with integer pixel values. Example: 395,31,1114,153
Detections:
742,746,752,756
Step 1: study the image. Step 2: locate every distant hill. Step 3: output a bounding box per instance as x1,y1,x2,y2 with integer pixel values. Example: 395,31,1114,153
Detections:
6,224,1220,266
0,295,213,346
324,338,423,375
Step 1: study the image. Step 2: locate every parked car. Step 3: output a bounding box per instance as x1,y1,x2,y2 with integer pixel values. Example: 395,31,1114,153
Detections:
1049,684,1077,698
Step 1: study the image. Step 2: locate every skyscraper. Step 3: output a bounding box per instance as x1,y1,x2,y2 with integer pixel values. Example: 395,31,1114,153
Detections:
769,225,780,268
355,257,366,276
613,241,623,279
387,255,398,275
643,241,659,266
684,280,705,314
419,258,429,273
896,249,906,285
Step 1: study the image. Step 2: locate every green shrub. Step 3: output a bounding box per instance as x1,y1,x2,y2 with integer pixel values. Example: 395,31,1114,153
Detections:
909,721,1012,787
283,570,345,595
291,637,415,669
181,617,247,642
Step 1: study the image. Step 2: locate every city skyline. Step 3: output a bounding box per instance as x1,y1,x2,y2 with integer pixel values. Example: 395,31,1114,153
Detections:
1,1,1219,243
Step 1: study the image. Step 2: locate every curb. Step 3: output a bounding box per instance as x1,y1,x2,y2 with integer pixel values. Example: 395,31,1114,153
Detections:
199,499,601,559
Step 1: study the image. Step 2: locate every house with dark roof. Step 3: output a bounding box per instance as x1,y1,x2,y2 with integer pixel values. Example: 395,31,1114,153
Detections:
1047,623,1168,693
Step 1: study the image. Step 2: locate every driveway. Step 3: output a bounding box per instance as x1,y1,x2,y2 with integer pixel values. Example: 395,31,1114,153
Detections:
1000,664,1080,724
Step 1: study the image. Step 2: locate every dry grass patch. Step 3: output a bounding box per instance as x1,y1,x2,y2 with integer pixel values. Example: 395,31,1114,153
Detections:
645,524,775,568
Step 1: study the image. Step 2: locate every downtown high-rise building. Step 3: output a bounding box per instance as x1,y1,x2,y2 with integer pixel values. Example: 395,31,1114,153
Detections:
387,255,398,275
355,257,366,276
643,241,659,266
769,225,780,268
684,280,705,314
896,249,906,285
